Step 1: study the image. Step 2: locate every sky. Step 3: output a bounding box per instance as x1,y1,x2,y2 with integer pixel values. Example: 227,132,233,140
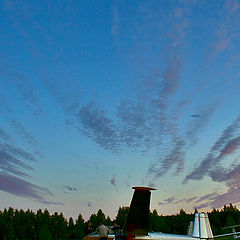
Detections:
1,0,240,221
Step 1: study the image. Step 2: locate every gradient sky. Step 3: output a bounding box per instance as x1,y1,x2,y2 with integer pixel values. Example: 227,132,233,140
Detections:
1,0,240,221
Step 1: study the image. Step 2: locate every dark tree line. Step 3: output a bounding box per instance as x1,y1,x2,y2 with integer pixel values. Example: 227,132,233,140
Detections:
148,204,240,236
0,208,86,240
1,204,240,240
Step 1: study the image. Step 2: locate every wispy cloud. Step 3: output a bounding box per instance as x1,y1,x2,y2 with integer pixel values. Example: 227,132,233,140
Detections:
0,96,37,145
13,72,44,116
111,0,120,38
0,142,34,178
2,142,36,162
76,103,120,153
66,2,190,159
159,195,198,206
193,165,240,209
0,172,63,205
225,0,240,13
117,99,152,150
185,102,220,146
63,185,77,193
148,136,185,181
74,33,186,157
11,120,37,145
110,175,116,186
0,128,11,141
217,136,240,159
1,68,44,116
186,196,198,203
198,0,240,75
184,114,240,209
194,192,219,204
0,95,37,146
184,114,240,183
0,141,61,205
164,196,176,204
212,0,240,55
71,4,196,189
161,55,183,97
158,196,176,205
0,95,12,115
209,164,240,208
174,196,198,205
87,202,93,208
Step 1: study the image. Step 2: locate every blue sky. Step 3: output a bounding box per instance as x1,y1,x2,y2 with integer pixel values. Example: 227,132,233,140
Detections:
1,0,240,220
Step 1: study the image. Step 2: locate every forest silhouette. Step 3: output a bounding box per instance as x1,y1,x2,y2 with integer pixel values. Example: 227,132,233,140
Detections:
0,204,239,240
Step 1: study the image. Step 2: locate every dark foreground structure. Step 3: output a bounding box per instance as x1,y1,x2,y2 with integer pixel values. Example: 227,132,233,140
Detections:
84,187,240,240
1,187,240,240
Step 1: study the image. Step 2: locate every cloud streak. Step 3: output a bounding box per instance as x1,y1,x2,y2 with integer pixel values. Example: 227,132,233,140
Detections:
0,128,11,141
63,185,77,192
76,103,120,153
212,0,240,57
159,195,198,206
0,94,37,146
87,202,93,208
75,35,185,158
110,175,116,186
111,0,120,38
0,67,44,116
183,114,240,210
11,120,37,145
217,136,240,159
13,71,44,115
193,164,240,209
0,172,63,205
184,114,240,183
148,136,185,181
0,142,35,178
185,102,220,146
0,140,61,205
